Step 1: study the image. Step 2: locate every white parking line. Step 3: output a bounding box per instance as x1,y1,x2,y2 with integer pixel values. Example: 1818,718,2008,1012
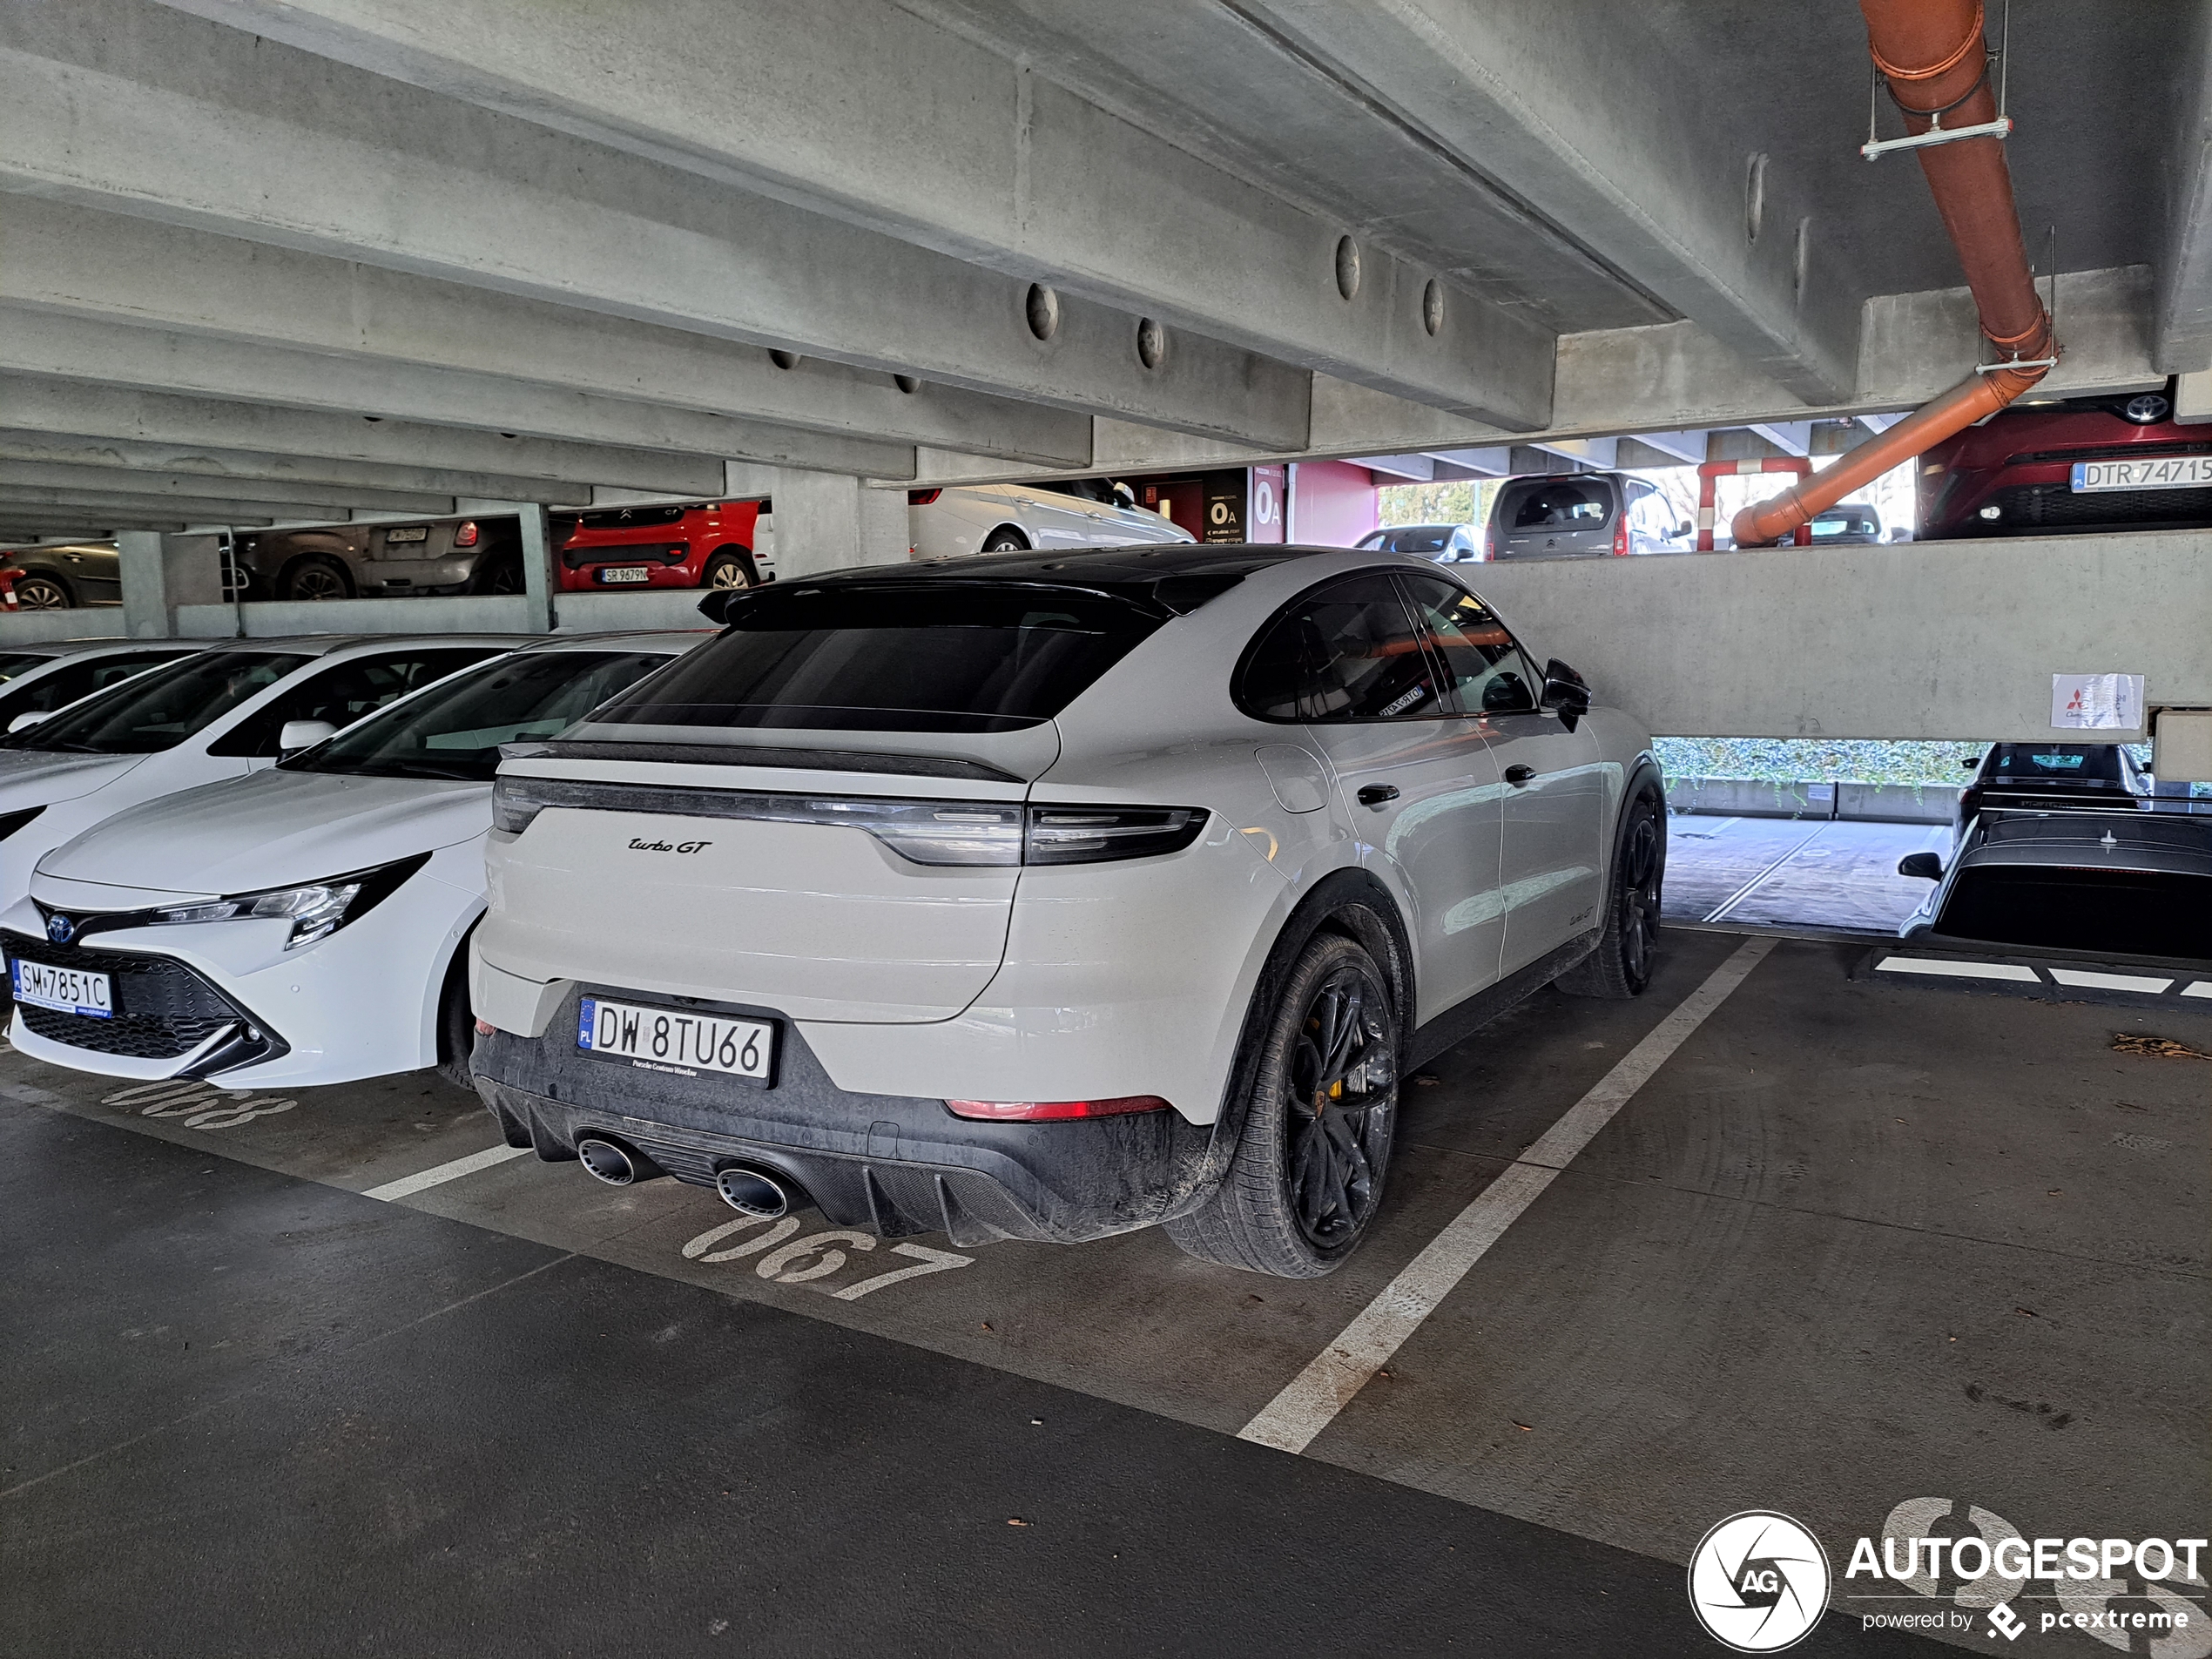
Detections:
1238,934,1776,1455
2048,968,2175,994
1874,957,2039,983
361,1143,532,1202
2186,982,2212,1001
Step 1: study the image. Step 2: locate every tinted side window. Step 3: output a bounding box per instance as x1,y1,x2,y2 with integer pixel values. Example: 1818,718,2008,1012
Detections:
1237,574,1441,722
0,652,179,721
207,649,498,756
1399,575,1537,714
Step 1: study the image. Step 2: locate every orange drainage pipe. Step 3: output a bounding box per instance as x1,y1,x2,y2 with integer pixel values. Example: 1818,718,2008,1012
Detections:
1697,459,1812,551
1732,0,2055,548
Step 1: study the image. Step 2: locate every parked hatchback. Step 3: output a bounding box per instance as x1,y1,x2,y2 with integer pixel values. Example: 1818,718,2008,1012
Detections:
231,517,523,600
553,500,769,593
1356,524,1481,561
1485,472,1691,560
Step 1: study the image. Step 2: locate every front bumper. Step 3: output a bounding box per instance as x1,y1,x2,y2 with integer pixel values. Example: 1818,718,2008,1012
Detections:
3,929,289,1078
472,981,1218,1247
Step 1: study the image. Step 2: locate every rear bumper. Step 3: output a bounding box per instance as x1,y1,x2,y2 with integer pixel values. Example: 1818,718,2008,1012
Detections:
470,982,1218,1247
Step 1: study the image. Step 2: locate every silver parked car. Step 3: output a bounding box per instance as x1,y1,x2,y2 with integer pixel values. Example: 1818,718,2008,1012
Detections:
1355,523,1482,562
1485,472,1693,561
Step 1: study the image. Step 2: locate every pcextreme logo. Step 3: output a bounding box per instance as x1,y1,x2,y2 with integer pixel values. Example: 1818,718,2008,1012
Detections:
1688,1512,1831,1652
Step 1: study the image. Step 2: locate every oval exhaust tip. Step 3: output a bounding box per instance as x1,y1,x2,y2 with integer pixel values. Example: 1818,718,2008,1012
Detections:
715,1166,788,1218
577,1136,638,1186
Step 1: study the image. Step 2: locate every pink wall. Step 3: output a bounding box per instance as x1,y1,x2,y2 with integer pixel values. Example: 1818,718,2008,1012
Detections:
1286,459,1379,546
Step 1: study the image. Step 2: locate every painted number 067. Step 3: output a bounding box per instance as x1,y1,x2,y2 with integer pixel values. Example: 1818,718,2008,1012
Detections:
681,1216,972,1299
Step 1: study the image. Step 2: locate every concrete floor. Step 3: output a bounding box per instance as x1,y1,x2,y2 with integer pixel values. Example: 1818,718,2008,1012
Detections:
1665,816,1952,933
2,928,2205,1655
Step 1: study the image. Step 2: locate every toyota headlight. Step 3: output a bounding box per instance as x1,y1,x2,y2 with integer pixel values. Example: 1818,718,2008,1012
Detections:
152,854,429,949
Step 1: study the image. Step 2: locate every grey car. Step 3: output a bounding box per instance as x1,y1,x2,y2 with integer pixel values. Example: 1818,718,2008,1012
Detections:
230,516,524,602
1485,471,1693,561
0,543,121,608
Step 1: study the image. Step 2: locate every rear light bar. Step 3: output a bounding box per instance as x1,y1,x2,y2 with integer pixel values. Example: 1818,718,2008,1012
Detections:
908,489,942,506
1611,520,1629,556
944,1095,1170,1121
490,776,1206,867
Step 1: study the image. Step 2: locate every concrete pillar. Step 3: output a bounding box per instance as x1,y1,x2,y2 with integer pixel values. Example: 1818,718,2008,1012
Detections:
762,470,910,579
459,499,554,631
116,530,224,638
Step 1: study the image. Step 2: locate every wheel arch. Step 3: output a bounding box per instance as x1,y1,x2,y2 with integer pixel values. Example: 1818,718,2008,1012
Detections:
276,550,356,598
424,902,487,1069
978,523,1030,552
1195,866,1416,1201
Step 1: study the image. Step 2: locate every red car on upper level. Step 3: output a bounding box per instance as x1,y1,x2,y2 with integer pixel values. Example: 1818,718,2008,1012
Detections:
552,500,769,593
1918,380,2212,541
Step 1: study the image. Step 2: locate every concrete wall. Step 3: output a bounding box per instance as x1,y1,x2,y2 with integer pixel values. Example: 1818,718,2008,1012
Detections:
1469,529,2212,741
0,609,128,644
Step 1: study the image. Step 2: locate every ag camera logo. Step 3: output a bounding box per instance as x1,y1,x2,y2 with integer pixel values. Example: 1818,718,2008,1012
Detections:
1689,1511,1831,1652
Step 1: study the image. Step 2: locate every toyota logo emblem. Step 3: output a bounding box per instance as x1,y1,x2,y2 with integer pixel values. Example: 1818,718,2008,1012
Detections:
2123,393,2171,425
45,913,74,945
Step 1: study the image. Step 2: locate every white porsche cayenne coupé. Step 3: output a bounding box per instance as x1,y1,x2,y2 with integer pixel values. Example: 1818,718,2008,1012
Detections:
3,632,703,1089
471,545,1665,1277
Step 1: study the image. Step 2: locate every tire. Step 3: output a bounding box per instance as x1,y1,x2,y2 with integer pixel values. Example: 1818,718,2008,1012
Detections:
1554,786,1664,999
700,547,759,590
980,527,1028,552
280,556,354,602
469,553,524,596
433,938,478,1092
1164,932,1399,1277
9,574,72,609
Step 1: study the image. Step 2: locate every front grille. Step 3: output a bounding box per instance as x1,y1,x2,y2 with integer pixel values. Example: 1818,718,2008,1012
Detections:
1981,482,2212,531
2014,441,2212,465
3,933,255,1061
563,541,688,570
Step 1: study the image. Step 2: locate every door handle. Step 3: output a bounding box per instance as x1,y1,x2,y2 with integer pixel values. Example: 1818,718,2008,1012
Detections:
1356,784,1400,806
1503,765,1537,786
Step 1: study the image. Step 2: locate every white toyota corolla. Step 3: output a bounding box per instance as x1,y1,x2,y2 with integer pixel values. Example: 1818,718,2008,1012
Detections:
3,632,703,1089
471,546,1665,1277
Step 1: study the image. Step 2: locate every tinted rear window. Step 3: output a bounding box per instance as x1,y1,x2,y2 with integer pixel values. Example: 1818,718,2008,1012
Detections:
592,583,1169,733
1810,510,1878,538
1501,480,1614,531
1984,744,2124,781
1938,866,2211,958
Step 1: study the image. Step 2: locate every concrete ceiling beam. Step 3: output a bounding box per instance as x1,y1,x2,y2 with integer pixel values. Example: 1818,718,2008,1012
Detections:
0,428,590,506
0,459,452,517
1,199,1092,469
1229,0,1859,404
0,376,728,497
146,0,1554,428
0,3,1310,448
0,309,921,482
0,483,350,524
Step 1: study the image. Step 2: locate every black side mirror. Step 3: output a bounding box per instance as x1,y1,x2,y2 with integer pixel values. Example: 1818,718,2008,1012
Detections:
1538,658,1591,731
1898,852,1944,880
1675,520,1694,540
698,589,743,625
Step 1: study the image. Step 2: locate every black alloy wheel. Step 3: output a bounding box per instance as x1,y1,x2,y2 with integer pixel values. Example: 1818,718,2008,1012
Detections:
1283,961,1395,1250
1557,790,1664,999
1165,931,1398,1277
281,556,353,602
469,554,524,596
9,574,71,610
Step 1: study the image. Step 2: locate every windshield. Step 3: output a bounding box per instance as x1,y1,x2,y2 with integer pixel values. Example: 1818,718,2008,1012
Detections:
1,651,306,755
294,650,680,780
592,583,1168,733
